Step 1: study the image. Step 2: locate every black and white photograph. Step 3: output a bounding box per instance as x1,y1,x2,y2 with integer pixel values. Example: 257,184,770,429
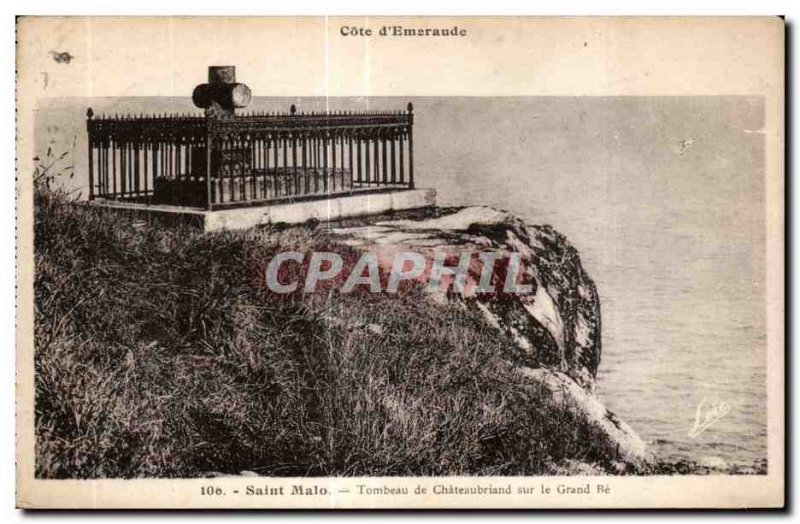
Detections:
15,16,784,509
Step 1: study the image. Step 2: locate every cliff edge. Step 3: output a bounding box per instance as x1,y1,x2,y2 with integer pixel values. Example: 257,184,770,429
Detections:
35,180,651,477
333,206,650,468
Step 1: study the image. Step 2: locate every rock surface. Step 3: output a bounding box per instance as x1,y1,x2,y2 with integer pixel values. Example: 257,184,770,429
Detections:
333,206,651,467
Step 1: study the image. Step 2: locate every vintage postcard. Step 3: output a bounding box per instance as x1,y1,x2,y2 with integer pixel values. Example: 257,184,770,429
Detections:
15,16,784,509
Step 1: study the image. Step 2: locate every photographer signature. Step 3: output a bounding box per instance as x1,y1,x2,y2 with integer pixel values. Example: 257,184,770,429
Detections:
688,398,731,439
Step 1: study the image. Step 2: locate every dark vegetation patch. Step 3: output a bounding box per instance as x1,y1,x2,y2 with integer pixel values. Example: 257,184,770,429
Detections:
34,171,626,478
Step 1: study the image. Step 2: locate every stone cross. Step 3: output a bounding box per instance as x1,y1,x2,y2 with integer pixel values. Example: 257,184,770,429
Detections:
192,66,252,119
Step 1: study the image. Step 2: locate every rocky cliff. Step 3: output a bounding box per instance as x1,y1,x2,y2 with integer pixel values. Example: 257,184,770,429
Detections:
332,206,651,468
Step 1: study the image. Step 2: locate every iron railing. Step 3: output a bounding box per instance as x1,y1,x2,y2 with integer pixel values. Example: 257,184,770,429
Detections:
86,104,415,209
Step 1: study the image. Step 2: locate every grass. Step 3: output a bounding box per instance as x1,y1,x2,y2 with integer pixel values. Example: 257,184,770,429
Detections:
34,175,634,479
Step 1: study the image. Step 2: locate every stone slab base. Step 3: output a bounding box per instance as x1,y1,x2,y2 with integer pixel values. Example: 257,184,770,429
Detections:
86,189,437,233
